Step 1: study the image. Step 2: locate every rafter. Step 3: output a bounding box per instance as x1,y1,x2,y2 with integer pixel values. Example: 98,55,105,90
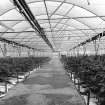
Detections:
52,5,75,30
1,15,105,21
49,0,66,18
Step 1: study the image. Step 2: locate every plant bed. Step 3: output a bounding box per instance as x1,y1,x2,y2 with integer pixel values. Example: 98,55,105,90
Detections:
61,55,105,105
0,57,51,98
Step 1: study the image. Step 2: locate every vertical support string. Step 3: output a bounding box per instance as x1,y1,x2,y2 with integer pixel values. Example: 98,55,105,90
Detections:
83,45,86,56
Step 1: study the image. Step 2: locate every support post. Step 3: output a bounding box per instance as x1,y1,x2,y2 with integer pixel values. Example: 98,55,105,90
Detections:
5,82,8,93
27,49,30,57
76,47,80,57
17,46,21,57
83,45,86,56
87,90,90,105
3,43,7,57
33,49,35,56
78,79,80,92
93,39,100,56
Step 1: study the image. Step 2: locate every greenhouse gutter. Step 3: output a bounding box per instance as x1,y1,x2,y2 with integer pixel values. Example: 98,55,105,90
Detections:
0,36,35,50
70,31,105,51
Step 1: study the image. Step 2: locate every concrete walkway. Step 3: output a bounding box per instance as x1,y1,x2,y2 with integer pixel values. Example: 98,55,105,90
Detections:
0,56,85,105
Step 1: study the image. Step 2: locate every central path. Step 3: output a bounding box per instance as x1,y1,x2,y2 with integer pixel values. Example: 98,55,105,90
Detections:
0,56,85,105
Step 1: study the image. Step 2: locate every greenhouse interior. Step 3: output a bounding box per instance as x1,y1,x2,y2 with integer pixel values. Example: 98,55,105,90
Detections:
0,0,105,105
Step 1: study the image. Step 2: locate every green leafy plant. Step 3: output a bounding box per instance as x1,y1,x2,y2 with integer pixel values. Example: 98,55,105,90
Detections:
61,55,105,105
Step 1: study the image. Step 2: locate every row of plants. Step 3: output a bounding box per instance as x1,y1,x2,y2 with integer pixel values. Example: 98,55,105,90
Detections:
61,55,105,105
0,56,50,93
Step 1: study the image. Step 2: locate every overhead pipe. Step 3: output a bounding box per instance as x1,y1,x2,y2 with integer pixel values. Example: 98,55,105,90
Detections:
13,0,54,51
18,0,41,31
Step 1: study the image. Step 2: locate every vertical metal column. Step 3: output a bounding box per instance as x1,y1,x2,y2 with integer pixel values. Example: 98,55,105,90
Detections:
32,50,35,56
27,49,31,57
83,45,86,56
76,47,80,57
17,46,21,57
93,39,100,56
3,43,7,57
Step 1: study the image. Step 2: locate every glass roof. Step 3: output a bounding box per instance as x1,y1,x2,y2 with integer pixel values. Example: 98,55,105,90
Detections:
0,0,105,54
